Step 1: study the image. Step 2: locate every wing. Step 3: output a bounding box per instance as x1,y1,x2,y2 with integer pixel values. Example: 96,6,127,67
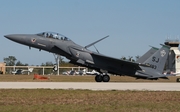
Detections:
90,52,144,75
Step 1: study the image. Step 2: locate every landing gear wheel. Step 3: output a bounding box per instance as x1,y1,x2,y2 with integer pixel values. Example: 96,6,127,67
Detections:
103,75,110,82
176,78,180,82
95,75,103,82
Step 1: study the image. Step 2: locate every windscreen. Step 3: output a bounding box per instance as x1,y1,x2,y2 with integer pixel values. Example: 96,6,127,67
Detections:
37,32,71,41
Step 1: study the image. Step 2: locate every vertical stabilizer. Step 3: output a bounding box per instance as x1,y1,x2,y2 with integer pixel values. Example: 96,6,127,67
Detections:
143,44,170,73
136,46,159,63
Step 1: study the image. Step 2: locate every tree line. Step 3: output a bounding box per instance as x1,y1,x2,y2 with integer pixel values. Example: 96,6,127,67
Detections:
3,56,77,74
3,56,76,67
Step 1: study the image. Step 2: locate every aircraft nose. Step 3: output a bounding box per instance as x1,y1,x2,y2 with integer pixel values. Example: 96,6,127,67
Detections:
4,34,25,44
4,34,23,40
4,34,15,40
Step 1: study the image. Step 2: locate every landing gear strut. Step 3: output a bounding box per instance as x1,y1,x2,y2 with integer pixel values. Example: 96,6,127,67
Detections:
95,74,110,82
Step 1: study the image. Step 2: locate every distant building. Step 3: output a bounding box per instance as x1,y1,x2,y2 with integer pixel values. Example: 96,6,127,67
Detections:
165,39,180,74
0,63,6,74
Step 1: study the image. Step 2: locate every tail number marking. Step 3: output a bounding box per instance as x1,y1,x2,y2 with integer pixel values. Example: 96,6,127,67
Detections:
145,63,157,69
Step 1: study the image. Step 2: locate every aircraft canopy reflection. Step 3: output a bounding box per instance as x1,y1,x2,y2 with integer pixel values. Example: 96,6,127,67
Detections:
37,32,71,41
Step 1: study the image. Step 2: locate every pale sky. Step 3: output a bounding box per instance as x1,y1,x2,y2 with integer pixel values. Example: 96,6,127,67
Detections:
0,0,180,65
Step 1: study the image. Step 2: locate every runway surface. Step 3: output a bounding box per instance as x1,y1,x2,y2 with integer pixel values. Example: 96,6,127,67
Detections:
0,82,179,91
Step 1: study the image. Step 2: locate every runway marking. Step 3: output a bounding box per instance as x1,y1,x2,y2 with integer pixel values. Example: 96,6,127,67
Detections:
0,82,179,91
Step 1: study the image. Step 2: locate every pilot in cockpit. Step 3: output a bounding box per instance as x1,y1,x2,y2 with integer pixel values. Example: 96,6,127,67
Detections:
64,37,68,40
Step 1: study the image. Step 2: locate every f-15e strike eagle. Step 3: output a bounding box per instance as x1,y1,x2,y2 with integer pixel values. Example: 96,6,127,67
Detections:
5,32,170,82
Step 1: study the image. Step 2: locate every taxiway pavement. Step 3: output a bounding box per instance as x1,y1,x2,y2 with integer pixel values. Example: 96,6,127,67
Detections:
0,82,179,91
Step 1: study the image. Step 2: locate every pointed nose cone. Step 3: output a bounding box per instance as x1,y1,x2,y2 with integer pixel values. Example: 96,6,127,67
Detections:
4,34,25,44
4,34,16,40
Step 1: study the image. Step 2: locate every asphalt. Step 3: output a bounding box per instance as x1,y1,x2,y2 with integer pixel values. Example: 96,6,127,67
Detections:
0,82,179,91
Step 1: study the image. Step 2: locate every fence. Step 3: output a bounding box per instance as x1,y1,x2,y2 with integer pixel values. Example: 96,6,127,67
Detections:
4,66,87,75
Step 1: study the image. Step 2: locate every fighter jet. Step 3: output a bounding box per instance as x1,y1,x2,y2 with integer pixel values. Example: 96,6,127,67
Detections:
4,32,170,82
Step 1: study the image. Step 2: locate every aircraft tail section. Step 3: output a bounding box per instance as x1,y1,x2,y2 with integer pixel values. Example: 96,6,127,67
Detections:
136,46,159,63
143,44,170,74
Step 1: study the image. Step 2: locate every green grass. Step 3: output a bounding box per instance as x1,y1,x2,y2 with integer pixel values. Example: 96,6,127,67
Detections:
0,74,179,82
0,89,180,112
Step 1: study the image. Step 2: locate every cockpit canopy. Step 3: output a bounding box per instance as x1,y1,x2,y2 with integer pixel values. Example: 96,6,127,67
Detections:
37,32,71,41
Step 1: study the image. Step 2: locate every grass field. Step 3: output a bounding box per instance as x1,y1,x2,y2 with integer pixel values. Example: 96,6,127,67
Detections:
0,89,180,112
0,74,179,82
0,75,180,112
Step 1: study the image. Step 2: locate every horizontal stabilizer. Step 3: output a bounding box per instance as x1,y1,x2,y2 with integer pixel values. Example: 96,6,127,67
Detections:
85,35,109,49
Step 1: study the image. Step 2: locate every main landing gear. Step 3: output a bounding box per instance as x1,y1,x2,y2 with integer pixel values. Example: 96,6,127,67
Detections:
95,74,110,82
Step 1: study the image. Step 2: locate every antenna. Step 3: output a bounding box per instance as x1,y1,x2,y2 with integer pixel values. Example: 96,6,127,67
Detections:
93,45,99,53
85,35,109,49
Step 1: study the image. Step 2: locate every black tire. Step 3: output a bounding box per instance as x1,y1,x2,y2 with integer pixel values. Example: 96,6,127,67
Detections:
95,75,103,82
176,78,180,82
103,75,110,82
